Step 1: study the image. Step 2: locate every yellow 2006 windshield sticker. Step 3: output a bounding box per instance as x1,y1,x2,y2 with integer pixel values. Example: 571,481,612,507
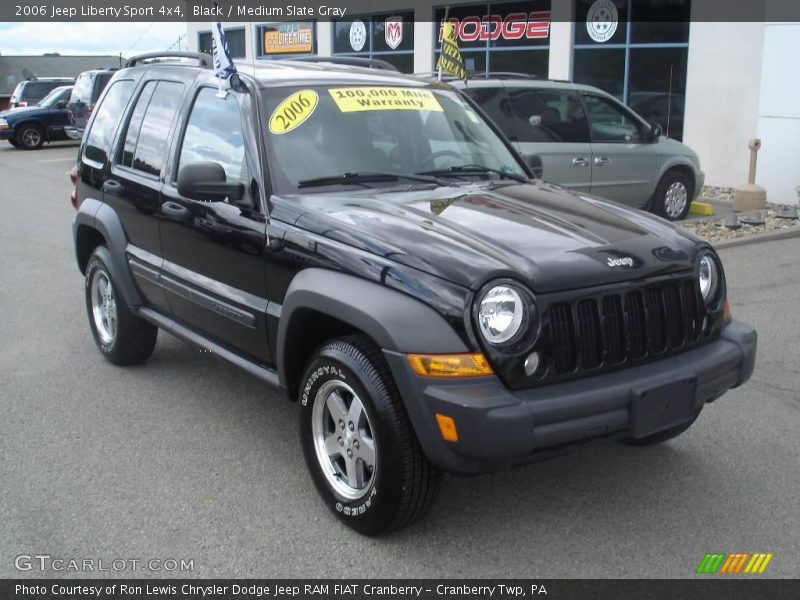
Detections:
269,90,319,134
329,87,443,113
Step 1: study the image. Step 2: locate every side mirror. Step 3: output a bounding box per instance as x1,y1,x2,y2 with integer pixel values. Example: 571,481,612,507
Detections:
56,101,67,109
177,162,243,203
649,123,663,142
524,154,543,179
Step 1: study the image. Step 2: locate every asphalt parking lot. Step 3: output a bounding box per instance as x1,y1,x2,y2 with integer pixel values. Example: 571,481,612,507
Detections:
1,142,798,579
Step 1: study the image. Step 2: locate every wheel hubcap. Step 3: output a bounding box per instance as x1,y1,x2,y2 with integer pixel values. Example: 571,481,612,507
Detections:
23,129,41,147
311,380,376,500
91,270,117,345
664,181,688,218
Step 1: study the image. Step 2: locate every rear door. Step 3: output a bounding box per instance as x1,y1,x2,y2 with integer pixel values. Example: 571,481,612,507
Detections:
505,86,592,192
103,78,187,313
582,92,660,206
158,85,271,364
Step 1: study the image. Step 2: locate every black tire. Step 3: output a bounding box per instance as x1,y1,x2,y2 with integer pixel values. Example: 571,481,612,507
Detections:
299,335,441,535
651,170,692,221
16,123,44,150
8,139,18,147
84,246,157,365
620,408,701,446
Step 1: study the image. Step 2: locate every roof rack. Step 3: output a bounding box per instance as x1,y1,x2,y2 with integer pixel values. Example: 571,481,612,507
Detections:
125,51,212,69
475,72,541,80
413,71,540,81
287,56,399,72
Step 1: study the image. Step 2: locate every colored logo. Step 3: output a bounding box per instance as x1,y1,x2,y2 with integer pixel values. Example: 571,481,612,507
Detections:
385,17,403,50
696,552,774,574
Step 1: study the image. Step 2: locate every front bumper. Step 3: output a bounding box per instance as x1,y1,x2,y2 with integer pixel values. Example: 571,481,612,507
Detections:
385,320,756,475
0,128,14,140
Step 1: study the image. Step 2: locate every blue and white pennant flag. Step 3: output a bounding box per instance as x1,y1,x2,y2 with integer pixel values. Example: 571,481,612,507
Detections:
210,2,237,97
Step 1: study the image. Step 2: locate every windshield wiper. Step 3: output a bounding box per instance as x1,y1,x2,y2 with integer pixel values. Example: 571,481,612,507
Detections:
297,172,439,189
416,164,528,183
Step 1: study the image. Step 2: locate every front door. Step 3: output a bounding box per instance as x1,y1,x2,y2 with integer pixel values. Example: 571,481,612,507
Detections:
582,93,660,206
159,86,271,365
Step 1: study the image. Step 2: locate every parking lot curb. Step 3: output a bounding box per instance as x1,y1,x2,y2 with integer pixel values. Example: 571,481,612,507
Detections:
713,226,800,250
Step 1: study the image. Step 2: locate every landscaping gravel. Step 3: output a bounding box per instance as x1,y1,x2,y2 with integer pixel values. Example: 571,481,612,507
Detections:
682,187,799,244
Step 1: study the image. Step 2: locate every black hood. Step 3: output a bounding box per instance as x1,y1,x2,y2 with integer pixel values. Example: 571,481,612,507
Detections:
281,180,700,294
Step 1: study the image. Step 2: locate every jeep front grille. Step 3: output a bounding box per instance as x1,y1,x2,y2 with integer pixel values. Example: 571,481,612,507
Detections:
547,278,707,377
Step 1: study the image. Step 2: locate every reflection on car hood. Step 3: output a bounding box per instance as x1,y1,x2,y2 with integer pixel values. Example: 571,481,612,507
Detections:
283,180,700,293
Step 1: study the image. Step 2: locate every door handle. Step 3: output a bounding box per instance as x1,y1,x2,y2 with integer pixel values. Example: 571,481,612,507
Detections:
572,158,589,167
594,157,613,167
102,180,123,193
161,201,192,222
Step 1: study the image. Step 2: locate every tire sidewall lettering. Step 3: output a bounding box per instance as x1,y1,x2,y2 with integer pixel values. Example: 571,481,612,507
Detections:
300,364,346,406
335,486,377,517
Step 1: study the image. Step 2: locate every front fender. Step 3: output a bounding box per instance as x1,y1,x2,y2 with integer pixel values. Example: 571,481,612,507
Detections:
276,268,468,388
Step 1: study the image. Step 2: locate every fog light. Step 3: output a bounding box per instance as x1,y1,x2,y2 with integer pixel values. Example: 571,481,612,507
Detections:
524,352,540,376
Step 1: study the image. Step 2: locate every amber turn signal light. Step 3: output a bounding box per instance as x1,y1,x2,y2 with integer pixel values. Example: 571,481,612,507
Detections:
435,413,459,442
407,353,493,378
722,298,732,322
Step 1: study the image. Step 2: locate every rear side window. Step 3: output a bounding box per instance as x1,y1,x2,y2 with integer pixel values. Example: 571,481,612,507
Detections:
20,81,61,103
71,74,94,104
84,80,135,165
119,81,184,177
120,82,157,169
93,73,113,103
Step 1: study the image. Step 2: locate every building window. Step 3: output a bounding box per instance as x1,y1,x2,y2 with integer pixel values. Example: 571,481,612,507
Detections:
198,28,246,59
333,13,415,73
256,22,316,58
573,0,690,140
433,1,552,78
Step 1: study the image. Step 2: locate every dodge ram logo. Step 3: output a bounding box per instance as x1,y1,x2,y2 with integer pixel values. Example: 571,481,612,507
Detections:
607,256,635,268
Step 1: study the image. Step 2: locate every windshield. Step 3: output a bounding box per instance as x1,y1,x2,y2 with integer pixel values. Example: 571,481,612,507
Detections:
38,86,71,107
262,84,526,194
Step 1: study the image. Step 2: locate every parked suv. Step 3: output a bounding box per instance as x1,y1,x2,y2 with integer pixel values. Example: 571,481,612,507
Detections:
65,69,115,140
0,85,73,149
9,77,74,108
72,53,756,535
450,75,704,221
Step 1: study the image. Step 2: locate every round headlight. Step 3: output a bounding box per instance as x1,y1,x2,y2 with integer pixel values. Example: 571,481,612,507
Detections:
478,285,527,345
698,253,720,303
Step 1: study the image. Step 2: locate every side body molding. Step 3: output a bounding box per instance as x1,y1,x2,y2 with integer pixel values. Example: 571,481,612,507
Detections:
276,268,468,387
73,198,143,307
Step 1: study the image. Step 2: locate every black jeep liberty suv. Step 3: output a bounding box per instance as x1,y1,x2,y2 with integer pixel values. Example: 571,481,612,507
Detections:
72,52,757,535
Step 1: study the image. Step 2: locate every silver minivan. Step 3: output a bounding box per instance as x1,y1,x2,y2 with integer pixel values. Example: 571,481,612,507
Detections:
451,76,704,221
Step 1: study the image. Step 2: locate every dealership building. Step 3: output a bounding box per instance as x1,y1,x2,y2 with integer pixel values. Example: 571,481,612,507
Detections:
187,0,799,204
